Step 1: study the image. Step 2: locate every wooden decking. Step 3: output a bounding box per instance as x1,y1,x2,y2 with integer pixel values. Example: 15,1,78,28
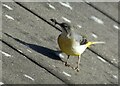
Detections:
1,1,119,84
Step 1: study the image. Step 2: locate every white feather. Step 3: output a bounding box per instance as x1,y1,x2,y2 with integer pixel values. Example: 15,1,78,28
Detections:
92,41,106,44
73,44,87,54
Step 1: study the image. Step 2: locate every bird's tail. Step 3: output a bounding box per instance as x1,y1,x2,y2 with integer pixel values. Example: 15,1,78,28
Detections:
86,41,105,47
91,41,106,44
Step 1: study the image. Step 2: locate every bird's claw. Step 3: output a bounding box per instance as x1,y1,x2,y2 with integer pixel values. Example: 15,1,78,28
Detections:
72,67,80,72
64,62,70,67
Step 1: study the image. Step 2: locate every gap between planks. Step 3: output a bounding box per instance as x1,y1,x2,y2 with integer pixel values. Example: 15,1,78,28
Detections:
84,2,120,25
0,33,74,85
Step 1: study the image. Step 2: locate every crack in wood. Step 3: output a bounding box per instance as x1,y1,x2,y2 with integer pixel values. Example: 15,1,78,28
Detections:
0,33,74,85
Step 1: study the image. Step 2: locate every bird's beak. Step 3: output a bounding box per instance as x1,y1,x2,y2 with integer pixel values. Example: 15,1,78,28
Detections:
86,41,105,47
50,19,67,33
50,19,61,26
56,22,61,26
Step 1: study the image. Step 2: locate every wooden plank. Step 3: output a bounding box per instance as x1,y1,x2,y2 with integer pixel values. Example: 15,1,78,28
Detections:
89,2,119,23
2,2,118,84
2,42,64,84
16,2,118,68
2,2,73,84
1,32,118,84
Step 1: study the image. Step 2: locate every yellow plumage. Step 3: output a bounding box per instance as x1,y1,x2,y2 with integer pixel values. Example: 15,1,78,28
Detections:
58,34,80,56
50,18,105,72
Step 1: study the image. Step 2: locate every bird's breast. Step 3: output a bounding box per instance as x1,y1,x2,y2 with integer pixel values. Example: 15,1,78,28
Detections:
58,34,80,56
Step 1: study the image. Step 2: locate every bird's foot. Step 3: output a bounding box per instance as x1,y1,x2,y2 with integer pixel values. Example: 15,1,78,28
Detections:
64,62,70,67
72,66,80,72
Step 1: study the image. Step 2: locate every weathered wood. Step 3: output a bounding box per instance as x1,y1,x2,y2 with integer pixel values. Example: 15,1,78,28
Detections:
2,2,118,84
16,2,118,67
1,32,118,84
2,42,64,84
1,32,73,84
89,2,119,23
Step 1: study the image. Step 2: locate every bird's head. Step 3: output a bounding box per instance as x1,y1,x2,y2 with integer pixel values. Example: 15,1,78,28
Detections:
59,22,71,34
50,19,72,34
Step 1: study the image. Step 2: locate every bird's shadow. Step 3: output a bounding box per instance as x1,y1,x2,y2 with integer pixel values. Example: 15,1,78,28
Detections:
4,33,62,61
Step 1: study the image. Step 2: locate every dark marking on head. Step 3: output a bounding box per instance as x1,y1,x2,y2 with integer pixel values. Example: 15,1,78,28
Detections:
60,23,71,28
60,22,71,33
80,38,88,45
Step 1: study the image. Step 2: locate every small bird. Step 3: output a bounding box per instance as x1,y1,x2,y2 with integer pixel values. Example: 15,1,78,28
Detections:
51,19,105,72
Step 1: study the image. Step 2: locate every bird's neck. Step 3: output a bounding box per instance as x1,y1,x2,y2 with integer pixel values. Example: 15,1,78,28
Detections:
61,29,73,37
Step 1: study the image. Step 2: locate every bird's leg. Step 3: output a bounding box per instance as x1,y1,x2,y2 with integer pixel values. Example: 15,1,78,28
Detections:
73,55,81,72
64,55,70,67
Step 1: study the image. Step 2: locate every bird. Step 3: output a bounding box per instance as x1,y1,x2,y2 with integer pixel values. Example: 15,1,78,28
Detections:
50,19,105,72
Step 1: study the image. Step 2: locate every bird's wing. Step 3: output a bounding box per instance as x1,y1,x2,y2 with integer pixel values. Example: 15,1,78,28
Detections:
72,32,87,45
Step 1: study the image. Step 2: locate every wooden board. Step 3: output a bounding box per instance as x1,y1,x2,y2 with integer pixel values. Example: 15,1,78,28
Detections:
90,2,119,23
1,2,118,84
2,42,64,84
18,2,118,67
